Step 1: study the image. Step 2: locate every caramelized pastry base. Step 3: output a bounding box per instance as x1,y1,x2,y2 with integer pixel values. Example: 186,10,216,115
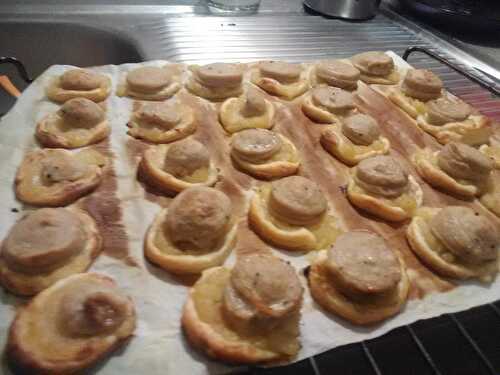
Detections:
15,149,106,207
250,70,309,100
417,114,491,146
407,207,498,281
46,76,111,103
36,115,110,149
186,77,243,101
144,209,236,274
309,251,409,325
139,144,218,194
7,273,135,374
479,144,500,169
0,208,102,296
358,70,400,85
347,175,422,222
231,135,300,179
219,97,275,133
248,185,341,251
386,88,428,119
480,172,500,217
301,95,354,124
127,106,196,144
321,125,390,166
181,267,301,364
117,82,181,101
412,149,482,198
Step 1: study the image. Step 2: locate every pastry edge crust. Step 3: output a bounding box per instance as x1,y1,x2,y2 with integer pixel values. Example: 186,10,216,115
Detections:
186,77,243,101
46,76,112,103
36,116,110,149
248,193,317,251
6,273,136,375
181,267,281,364
308,251,409,325
144,209,237,274
321,127,391,166
0,207,102,296
231,135,300,180
406,214,497,280
347,175,423,222
14,149,104,207
412,150,479,198
139,145,218,194
121,82,181,101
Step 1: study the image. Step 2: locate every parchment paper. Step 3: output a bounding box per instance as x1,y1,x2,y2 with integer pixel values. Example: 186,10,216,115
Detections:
0,53,499,375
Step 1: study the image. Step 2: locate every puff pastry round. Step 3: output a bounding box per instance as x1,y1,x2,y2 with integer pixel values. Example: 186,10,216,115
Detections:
46,69,111,103
219,88,275,133
387,69,443,119
321,113,390,165
6,273,136,374
145,186,236,274
249,176,341,251
407,206,499,281
350,51,400,85
251,61,309,100
0,207,101,296
412,142,493,198
139,138,219,194
302,86,357,124
308,231,409,325
36,98,110,148
127,100,196,143
347,155,422,221
186,63,244,100
230,129,300,179
312,60,360,90
416,95,491,145
15,148,106,207
181,253,302,364
118,66,181,101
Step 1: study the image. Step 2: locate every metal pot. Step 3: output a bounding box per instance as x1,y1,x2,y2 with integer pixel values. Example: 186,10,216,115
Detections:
304,0,381,20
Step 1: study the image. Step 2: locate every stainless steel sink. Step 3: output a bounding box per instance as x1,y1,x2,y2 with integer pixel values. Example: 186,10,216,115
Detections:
0,20,143,114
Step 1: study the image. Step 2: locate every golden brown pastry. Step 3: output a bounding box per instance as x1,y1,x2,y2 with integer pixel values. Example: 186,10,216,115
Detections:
251,61,309,100
347,155,422,221
118,66,181,100
127,100,196,143
416,95,491,145
407,206,499,281
230,129,300,179
36,98,110,148
186,63,244,100
387,69,444,118
302,86,357,124
219,88,275,133
182,253,303,364
0,207,101,296
46,69,111,103
479,132,500,169
413,142,493,198
312,60,361,90
139,138,219,194
15,148,106,207
145,186,237,274
350,51,399,85
321,113,390,165
309,231,409,325
249,176,341,251
6,273,136,374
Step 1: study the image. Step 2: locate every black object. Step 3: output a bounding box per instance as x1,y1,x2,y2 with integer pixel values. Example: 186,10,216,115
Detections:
403,46,500,97
0,56,33,84
398,0,500,32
